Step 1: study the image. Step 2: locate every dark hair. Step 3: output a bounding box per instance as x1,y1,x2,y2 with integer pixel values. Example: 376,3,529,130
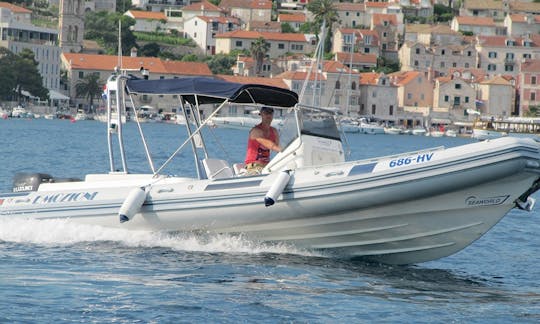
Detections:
260,106,274,114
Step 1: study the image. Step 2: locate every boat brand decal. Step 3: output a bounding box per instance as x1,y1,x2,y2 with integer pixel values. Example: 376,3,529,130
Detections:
374,152,435,172
465,195,510,207
32,192,98,204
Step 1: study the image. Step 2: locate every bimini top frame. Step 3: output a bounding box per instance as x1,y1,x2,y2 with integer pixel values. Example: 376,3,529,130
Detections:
106,74,299,178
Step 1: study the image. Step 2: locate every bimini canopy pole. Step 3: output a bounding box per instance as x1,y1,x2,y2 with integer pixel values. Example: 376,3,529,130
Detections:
154,99,227,176
106,74,115,172
179,96,203,179
115,74,129,173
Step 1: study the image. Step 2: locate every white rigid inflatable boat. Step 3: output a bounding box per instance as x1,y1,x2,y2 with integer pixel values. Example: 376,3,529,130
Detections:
1,72,540,265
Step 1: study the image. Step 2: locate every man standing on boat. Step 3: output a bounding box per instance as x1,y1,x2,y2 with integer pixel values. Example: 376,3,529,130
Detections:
244,106,282,174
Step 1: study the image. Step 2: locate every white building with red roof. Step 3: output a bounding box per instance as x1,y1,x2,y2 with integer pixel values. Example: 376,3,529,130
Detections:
124,10,167,33
504,14,540,37
450,16,498,36
184,15,241,55
61,53,212,110
215,30,316,58
0,2,61,91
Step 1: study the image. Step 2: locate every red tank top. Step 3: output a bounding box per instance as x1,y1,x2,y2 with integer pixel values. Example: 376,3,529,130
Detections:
244,124,277,165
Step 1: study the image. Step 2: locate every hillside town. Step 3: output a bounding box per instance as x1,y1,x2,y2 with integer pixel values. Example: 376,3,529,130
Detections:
1,0,540,134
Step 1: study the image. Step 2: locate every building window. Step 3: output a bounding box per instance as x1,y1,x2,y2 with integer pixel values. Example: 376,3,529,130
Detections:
452,62,457,67
487,64,496,71
467,51,472,56
455,84,461,89
414,60,419,66
389,105,393,115
334,95,340,105
278,43,284,49
441,49,445,55
415,48,420,54
335,80,340,89
532,93,536,101
235,40,242,47
351,81,356,90
407,93,412,100
440,62,445,68
465,96,469,103
505,65,514,72
488,52,497,58
532,76,537,85
371,104,376,114
444,95,449,102
372,91,376,98
78,71,84,78
465,63,470,68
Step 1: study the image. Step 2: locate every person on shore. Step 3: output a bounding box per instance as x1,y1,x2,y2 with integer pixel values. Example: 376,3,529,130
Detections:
244,106,282,175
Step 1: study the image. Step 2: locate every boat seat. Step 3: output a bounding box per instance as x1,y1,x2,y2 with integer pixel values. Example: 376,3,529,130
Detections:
202,158,234,179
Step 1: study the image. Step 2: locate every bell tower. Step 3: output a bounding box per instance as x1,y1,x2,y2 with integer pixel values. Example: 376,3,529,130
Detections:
59,0,84,52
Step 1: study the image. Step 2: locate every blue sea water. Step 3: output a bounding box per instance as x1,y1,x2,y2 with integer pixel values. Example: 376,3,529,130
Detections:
1,118,540,323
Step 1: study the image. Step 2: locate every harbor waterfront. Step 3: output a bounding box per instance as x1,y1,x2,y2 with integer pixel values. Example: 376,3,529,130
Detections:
1,118,540,322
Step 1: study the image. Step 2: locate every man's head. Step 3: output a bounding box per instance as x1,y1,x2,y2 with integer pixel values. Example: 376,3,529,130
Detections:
260,106,274,115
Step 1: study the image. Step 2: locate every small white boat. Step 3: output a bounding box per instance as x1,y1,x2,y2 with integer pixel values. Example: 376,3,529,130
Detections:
445,129,458,137
212,115,283,130
1,73,540,265
340,119,360,133
384,126,403,135
472,128,508,141
11,106,29,118
359,118,385,135
74,110,90,121
411,127,427,136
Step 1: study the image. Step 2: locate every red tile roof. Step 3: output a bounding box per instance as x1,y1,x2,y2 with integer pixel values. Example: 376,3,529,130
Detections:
215,30,307,42
278,13,306,23
62,53,212,76
216,74,290,89
455,16,496,26
183,0,222,12
126,10,166,20
0,1,31,13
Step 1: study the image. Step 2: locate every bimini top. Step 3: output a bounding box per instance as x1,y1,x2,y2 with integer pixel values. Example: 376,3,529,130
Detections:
125,77,299,108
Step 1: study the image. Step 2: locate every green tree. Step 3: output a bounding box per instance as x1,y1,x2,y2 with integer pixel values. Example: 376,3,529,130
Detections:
0,48,17,100
13,48,49,103
116,0,135,12
85,11,136,55
250,37,270,76
281,23,295,33
75,73,102,112
307,0,338,54
139,42,161,57
205,54,237,75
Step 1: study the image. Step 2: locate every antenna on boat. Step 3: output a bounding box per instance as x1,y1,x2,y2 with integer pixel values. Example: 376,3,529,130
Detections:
117,20,122,69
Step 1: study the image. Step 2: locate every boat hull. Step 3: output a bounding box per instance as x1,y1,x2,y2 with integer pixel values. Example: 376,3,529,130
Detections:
1,137,540,264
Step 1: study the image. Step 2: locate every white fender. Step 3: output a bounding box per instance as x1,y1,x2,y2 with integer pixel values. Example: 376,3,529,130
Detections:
264,170,291,207
119,186,148,223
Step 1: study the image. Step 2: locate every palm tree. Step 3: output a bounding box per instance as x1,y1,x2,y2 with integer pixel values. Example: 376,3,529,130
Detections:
250,37,270,76
307,0,338,54
75,73,102,113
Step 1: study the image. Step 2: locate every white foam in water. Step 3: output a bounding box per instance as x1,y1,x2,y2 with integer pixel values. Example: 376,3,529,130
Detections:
0,218,318,257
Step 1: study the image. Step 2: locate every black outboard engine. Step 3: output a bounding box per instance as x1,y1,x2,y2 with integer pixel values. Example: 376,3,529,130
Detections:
12,173,53,192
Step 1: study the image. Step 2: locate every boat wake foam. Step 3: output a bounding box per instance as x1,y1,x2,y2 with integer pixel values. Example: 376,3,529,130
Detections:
0,218,320,257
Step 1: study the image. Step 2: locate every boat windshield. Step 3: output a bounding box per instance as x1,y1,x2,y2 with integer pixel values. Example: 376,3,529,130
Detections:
278,106,341,148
